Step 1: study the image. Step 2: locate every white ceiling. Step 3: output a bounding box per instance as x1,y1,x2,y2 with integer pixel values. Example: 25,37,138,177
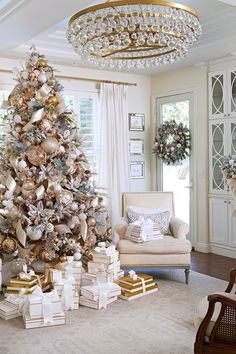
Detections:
0,0,236,75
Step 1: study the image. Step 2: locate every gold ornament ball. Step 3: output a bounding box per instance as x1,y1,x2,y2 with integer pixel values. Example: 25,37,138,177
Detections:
47,96,59,106
1,236,18,254
37,58,47,68
27,146,47,166
22,179,35,192
59,255,67,263
41,137,59,154
87,216,96,226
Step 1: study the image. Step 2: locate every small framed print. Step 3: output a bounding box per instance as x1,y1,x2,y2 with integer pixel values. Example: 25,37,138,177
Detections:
129,113,145,131
129,139,144,155
130,161,145,179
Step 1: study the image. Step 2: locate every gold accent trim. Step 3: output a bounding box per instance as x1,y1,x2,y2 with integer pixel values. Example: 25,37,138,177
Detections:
69,0,199,26
0,69,137,87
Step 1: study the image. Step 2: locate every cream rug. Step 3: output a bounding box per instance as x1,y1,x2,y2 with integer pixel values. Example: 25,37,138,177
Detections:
0,270,228,354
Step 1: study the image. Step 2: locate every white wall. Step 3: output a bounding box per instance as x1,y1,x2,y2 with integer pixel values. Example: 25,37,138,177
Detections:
151,65,209,250
0,57,152,193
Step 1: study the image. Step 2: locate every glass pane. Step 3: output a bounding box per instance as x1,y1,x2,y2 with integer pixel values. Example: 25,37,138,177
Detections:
64,95,74,112
231,72,236,113
212,125,223,154
231,123,236,155
161,100,190,224
212,75,224,114
211,124,224,191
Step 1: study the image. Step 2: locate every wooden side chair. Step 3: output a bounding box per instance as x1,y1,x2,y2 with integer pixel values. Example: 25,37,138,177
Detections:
194,268,236,354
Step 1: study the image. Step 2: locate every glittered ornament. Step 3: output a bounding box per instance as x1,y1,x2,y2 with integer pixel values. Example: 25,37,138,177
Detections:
47,96,59,106
26,226,42,241
73,251,82,261
46,223,54,232
27,146,46,166
40,250,54,262
1,236,18,254
18,160,27,170
40,119,52,131
22,179,35,196
41,137,59,154
37,58,47,68
70,202,78,211
56,190,73,206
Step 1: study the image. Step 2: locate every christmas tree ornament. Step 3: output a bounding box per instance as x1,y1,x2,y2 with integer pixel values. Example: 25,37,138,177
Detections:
40,249,54,262
18,159,27,170
56,190,73,206
41,137,59,154
73,251,82,261
87,216,96,226
70,202,78,211
47,95,59,106
38,72,47,83
46,223,54,233
26,226,43,241
22,179,35,196
27,146,46,166
37,58,47,68
59,255,67,262
10,258,27,275
1,236,18,254
40,119,52,131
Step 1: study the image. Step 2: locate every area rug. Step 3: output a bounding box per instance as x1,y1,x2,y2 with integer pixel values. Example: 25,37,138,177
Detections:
0,270,228,354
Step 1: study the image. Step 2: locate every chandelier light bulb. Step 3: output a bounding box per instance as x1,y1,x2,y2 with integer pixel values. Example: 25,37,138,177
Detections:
67,0,202,70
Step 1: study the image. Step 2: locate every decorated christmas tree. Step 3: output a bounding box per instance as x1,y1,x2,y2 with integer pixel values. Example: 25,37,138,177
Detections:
0,47,111,268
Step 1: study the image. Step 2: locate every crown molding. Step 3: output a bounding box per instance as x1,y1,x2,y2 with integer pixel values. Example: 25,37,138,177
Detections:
0,0,30,23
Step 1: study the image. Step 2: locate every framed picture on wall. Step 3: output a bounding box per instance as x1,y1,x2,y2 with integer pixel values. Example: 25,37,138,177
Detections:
129,139,144,155
130,161,145,179
129,113,145,131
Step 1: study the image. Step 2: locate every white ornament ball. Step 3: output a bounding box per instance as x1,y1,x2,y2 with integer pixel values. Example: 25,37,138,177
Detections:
80,204,86,210
59,146,65,153
41,137,59,154
91,198,98,208
229,159,234,165
54,183,62,193
18,160,27,170
14,115,21,123
26,226,42,241
73,252,82,261
78,213,87,221
70,202,78,211
38,73,47,83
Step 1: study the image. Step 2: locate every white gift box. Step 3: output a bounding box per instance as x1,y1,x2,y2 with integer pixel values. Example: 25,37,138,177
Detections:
88,261,120,275
24,311,66,329
0,300,20,320
53,280,79,311
79,295,117,310
25,290,62,320
81,282,121,302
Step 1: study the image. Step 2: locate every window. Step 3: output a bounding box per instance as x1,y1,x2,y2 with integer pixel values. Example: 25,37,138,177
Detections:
0,90,10,144
64,92,101,175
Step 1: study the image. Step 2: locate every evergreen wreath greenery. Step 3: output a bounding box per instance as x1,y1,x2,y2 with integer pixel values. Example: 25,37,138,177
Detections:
153,120,191,165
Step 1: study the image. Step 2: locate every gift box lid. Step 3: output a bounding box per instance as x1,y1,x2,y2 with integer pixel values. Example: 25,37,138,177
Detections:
118,273,154,286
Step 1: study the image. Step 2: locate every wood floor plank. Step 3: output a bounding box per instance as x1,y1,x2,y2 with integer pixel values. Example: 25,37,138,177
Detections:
191,251,236,281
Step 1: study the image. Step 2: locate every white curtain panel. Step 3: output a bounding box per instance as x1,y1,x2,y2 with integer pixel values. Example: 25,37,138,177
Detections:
99,83,130,228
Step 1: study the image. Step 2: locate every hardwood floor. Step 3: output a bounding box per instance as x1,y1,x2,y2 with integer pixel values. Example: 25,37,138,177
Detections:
191,251,236,281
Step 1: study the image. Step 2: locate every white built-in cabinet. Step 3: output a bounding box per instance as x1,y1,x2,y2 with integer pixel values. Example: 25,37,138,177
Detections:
208,67,236,257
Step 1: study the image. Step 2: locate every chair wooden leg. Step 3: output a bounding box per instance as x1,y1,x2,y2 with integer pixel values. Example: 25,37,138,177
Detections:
185,268,190,284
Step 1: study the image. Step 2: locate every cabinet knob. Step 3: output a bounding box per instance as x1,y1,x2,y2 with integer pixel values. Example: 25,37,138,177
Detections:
228,201,231,204
224,200,227,203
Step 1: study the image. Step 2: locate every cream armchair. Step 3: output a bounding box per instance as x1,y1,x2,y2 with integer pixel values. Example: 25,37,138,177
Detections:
115,192,191,284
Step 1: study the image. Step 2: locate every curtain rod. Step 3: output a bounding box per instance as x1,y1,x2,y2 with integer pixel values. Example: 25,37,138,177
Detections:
0,69,137,87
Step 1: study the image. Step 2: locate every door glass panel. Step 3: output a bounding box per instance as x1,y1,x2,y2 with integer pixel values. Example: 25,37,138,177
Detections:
231,122,236,155
161,100,190,224
212,124,224,191
231,72,236,113
212,75,224,114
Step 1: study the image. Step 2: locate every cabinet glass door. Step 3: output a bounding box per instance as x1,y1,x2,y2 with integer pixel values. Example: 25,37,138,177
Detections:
210,122,226,193
229,120,236,155
228,70,236,117
209,72,226,119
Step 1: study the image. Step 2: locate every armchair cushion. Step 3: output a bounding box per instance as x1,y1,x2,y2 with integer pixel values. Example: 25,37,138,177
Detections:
117,236,192,255
170,216,189,239
194,292,236,337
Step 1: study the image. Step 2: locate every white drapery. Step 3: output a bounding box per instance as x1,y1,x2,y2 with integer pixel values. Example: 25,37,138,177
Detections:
99,83,130,227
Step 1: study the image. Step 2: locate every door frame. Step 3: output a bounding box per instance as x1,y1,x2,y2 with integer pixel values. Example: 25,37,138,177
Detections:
152,89,197,247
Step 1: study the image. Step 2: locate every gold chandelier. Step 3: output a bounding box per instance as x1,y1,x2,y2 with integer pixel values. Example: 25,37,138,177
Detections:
67,0,201,70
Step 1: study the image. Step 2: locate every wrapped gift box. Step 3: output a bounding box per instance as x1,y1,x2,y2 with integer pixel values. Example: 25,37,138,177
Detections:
24,312,66,329
81,282,121,302
53,280,79,311
93,245,119,265
0,300,20,320
4,274,46,295
79,295,117,310
88,261,120,275
25,290,62,320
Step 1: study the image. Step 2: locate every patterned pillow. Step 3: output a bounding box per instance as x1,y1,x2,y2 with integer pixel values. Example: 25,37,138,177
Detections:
126,207,171,235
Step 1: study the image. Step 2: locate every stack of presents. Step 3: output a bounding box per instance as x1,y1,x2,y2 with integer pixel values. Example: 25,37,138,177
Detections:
0,243,158,328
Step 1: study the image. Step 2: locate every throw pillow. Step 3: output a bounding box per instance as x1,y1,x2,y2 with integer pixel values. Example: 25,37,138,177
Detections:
126,206,171,235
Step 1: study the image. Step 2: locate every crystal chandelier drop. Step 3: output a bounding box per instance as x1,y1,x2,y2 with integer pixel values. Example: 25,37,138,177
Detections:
67,0,202,70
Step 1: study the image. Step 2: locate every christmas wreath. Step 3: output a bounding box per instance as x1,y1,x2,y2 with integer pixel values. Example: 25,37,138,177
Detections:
153,120,191,165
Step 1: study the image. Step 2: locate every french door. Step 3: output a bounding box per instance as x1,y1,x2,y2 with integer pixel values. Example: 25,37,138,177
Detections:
156,93,195,245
